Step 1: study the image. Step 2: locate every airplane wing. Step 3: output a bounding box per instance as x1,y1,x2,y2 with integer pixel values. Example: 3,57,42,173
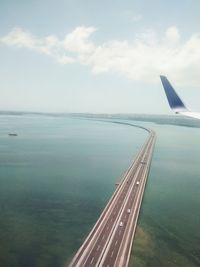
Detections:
160,75,200,120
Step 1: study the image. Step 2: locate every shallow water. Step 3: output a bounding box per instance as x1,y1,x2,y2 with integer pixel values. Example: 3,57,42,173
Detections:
0,115,147,267
129,122,200,267
0,115,199,267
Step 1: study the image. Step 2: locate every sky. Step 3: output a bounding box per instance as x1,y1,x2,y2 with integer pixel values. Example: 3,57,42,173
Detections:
0,0,200,114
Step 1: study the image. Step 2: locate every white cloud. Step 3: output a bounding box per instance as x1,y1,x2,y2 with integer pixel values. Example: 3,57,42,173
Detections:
165,26,180,45
1,26,200,85
63,26,96,53
0,27,75,63
1,28,37,49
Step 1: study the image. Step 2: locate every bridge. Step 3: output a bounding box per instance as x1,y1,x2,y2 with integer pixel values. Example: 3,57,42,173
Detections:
69,127,156,267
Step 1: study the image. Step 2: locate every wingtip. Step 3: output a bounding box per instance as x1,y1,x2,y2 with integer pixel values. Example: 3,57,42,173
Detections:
159,75,187,111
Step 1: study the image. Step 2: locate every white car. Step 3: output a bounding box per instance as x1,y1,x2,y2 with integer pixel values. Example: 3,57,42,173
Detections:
127,209,131,214
136,181,140,186
119,221,123,227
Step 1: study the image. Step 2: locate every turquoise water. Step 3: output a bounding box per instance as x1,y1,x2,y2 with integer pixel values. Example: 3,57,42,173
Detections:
129,122,200,267
0,115,200,267
0,115,148,267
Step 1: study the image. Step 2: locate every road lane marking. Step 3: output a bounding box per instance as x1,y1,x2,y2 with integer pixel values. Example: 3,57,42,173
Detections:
90,257,94,265
97,135,155,267
114,138,155,267
69,133,155,267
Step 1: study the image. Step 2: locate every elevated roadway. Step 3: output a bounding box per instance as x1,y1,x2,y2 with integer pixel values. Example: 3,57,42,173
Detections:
69,127,156,267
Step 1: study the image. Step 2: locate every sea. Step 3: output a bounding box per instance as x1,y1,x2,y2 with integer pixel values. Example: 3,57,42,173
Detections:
0,114,199,267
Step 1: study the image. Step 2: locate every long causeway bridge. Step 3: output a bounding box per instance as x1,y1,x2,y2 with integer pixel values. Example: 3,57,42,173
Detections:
69,126,156,267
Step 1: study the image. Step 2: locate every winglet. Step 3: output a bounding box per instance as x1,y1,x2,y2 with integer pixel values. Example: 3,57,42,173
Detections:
160,76,200,119
160,75,187,112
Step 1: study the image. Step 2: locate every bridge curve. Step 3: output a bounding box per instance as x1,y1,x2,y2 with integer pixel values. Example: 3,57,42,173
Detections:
68,121,156,267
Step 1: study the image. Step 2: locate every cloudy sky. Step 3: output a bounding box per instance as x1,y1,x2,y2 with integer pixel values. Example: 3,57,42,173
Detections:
0,0,200,114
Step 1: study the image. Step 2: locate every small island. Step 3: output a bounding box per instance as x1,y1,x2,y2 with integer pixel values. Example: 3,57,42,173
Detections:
8,133,18,137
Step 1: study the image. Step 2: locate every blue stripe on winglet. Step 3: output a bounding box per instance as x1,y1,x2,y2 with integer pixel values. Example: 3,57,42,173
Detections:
160,75,186,110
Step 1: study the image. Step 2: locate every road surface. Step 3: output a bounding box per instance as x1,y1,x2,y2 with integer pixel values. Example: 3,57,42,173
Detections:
69,129,156,267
